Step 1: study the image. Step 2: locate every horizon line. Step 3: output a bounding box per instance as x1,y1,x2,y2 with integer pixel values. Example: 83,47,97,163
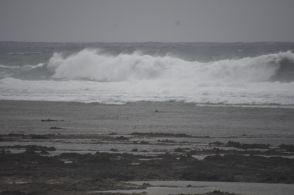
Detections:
1,41,294,44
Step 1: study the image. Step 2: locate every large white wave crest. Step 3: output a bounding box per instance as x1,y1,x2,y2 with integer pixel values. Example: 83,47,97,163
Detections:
48,50,168,81
47,49,294,82
1,49,294,105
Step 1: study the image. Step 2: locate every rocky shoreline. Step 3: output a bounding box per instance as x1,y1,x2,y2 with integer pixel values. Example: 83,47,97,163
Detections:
1,101,294,194
1,133,294,195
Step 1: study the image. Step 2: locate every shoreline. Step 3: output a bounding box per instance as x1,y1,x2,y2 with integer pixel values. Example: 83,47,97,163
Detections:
1,99,294,139
1,140,294,195
1,99,294,194
1,99,294,109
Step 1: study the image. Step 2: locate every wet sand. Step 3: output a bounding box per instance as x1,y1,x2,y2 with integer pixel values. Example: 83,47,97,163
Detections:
1,100,294,195
1,100,294,140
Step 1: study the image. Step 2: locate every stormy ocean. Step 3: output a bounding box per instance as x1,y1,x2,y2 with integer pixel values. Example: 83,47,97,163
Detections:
1,42,294,195
1,42,294,106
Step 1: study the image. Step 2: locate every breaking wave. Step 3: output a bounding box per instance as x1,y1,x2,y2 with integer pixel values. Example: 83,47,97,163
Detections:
0,63,44,70
1,49,294,106
47,49,294,82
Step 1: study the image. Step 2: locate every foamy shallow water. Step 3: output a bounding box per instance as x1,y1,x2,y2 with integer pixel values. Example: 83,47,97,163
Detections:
1,77,294,106
94,180,294,195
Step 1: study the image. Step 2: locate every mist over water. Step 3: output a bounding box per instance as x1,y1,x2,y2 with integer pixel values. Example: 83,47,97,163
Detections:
0,42,294,106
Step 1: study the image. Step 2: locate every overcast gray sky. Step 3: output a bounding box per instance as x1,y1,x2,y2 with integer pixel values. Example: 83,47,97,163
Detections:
1,0,294,42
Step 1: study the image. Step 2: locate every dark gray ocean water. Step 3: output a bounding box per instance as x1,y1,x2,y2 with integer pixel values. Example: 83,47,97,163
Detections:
1,42,294,66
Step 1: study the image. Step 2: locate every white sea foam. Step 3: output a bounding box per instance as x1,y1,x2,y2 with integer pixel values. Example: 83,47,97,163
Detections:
0,63,44,69
0,49,294,106
47,49,294,82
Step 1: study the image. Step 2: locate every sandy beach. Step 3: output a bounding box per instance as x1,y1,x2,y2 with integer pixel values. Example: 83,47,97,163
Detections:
1,100,294,195
1,100,294,139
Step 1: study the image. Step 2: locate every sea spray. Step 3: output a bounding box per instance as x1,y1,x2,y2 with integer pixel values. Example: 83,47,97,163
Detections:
47,49,294,82
1,48,294,105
